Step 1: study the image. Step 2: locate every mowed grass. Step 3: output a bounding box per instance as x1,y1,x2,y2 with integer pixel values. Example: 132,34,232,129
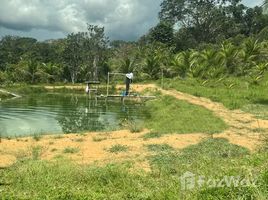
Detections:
0,138,267,199
143,95,227,135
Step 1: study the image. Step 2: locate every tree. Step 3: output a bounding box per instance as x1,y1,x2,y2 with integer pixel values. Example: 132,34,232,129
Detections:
238,38,262,75
158,0,268,47
218,42,239,74
147,21,174,45
242,6,268,35
83,24,109,81
171,50,197,78
62,33,85,84
159,0,240,43
0,36,37,71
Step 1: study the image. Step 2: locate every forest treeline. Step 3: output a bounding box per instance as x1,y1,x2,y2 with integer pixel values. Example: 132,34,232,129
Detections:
0,0,268,84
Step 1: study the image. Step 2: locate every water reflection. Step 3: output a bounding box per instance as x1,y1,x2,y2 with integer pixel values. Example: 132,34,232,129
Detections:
0,93,146,137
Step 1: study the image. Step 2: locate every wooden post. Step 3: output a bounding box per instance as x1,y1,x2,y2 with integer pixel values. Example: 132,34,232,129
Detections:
106,72,110,97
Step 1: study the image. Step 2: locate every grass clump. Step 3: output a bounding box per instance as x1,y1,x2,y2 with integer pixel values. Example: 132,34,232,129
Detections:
144,95,227,135
53,135,64,139
63,147,80,154
146,144,174,152
108,145,129,154
128,121,144,133
32,133,43,141
142,131,163,140
92,136,107,142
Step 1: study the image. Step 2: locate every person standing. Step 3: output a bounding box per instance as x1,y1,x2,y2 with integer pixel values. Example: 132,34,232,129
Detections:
125,73,133,96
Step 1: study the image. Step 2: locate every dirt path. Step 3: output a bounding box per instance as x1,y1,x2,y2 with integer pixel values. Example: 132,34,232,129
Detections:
157,87,267,150
0,84,267,169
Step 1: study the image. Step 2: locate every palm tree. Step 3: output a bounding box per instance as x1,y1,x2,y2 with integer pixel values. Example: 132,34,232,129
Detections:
119,57,136,74
143,55,161,80
40,63,63,83
197,49,224,79
171,50,197,78
239,38,261,74
219,42,239,74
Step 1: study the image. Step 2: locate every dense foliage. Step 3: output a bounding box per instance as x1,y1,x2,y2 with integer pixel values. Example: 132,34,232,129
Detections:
0,0,268,85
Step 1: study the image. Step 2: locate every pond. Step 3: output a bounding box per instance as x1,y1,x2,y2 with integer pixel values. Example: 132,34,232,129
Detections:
0,93,147,137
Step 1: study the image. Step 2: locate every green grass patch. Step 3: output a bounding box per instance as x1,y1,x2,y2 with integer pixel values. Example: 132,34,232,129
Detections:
242,104,268,120
146,144,174,152
164,76,268,115
0,140,267,199
32,146,43,160
142,131,163,140
108,145,129,154
148,138,250,176
144,95,227,135
63,147,80,154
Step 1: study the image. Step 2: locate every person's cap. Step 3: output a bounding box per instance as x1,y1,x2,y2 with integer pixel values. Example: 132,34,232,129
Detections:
126,73,133,80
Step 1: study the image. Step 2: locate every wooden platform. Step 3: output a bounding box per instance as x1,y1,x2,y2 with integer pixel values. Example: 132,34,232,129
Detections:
97,95,156,99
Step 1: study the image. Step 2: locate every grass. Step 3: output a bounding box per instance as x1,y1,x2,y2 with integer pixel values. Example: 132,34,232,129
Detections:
92,136,107,142
1,81,268,198
32,133,43,141
146,144,174,152
0,139,267,199
164,76,268,118
108,145,129,154
142,131,163,140
53,135,64,139
147,138,267,199
128,121,144,133
63,147,80,154
143,95,227,135
32,146,43,160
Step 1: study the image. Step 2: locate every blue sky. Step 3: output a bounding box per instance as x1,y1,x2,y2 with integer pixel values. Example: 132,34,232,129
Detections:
0,0,264,41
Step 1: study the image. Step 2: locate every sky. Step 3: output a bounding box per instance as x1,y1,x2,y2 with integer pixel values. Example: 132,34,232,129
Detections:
0,0,264,41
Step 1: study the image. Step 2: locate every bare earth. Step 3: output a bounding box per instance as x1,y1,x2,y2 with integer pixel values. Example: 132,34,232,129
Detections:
0,84,267,170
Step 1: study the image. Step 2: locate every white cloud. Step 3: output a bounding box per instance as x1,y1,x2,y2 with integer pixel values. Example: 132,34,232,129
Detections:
0,0,162,40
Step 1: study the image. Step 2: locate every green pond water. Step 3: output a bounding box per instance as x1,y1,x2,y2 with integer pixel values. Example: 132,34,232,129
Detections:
0,93,147,137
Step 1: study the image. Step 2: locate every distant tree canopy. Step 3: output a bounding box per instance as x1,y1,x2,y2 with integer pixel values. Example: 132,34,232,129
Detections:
155,0,268,50
0,1,268,85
